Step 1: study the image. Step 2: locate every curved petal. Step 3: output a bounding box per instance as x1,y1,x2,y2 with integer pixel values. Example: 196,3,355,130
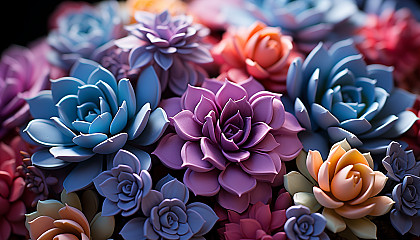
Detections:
26,90,59,119
118,79,137,120
136,65,161,110
63,155,103,192
215,81,248,110
187,202,218,236
183,169,220,197
50,77,85,104
109,101,128,135
240,152,277,176
126,103,151,140
50,146,95,162
132,107,169,146
88,65,118,93
181,85,216,112
120,217,146,240
24,119,74,146
92,133,128,154
217,189,250,213
161,179,189,204
181,141,214,172
73,133,108,149
313,186,344,209
219,164,256,197
89,112,112,134
171,110,202,141
153,133,185,170
31,149,70,169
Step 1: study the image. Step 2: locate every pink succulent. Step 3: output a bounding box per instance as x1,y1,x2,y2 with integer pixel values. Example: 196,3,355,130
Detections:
356,9,420,93
219,189,292,240
212,21,301,92
0,141,28,240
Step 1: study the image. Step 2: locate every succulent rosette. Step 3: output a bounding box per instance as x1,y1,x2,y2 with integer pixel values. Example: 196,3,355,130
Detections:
285,39,417,157
218,189,292,240
389,174,420,236
23,58,169,192
26,191,115,240
0,142,27,240
92,42,140,82
382,141,420,182
115,10,213,96
222,0,358,51
93,149,152,217
154,77,303,213
284,139,394,239
120,175,218,240
212,21,301,92
285,205,329,240
355,8,420,93
47,1,124,70
0,41,50,139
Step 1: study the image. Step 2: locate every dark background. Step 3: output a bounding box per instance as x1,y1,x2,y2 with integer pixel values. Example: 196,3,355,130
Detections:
0,0,103,54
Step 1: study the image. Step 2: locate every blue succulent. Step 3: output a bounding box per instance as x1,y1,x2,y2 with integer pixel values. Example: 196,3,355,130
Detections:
24,58,169,192
285,39,417,157
120,175,219,240
48,1,124,70
222,0,358,51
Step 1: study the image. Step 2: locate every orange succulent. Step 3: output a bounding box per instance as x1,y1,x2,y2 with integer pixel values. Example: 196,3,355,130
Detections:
306,142,394,220
212,21,300,92
127,0,186,23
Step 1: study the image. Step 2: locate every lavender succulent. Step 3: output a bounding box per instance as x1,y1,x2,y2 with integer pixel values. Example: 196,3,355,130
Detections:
115,10,213,96
382,141,420,182
93,149,152,217
285,205,329,240
390,175,420,236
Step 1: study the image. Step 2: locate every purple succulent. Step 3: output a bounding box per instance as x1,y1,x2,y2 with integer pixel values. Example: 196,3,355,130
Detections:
17,155,63,207
93,149,152,217
120,176,218,240
154,77,304,213
92,42,140,82
0,41,49,139
115,10,213,96
390,175,420,236
285,205,329,240
382,141,420,182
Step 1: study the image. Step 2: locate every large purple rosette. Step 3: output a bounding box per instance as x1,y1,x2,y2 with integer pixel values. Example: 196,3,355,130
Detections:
154,77,303,213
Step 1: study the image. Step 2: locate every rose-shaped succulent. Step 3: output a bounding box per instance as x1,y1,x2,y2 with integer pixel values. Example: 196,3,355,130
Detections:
284,139,394,238
26,192,115,240
285,205,329,240
24,58,169,192
115,10,212,96
120,176,218,240
212,21,300,92
47,1,124,70
222,0,358,52
285,39,417,157
0,41,50,139
93,149,152,216
356,8,420,93
0,142,27,240
390,174,420,236
219,189,292,240
382,141,420,182
154,77,303,212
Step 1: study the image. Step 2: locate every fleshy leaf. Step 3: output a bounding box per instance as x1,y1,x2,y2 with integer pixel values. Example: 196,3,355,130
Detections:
90,212,115,240
322,208,346,233
24,119,74,146
132,107,169,146
120,217,145,240
161,179,189,204
49,146,95,162
293,192,322,213
26,90,58,119
31,149,69,169
343,217,377,239
283,171,314,196
63,155,103,192
136,65,161,110
187,202,218,236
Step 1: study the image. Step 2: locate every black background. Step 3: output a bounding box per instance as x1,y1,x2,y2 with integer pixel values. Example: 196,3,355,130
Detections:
0,0,103,54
